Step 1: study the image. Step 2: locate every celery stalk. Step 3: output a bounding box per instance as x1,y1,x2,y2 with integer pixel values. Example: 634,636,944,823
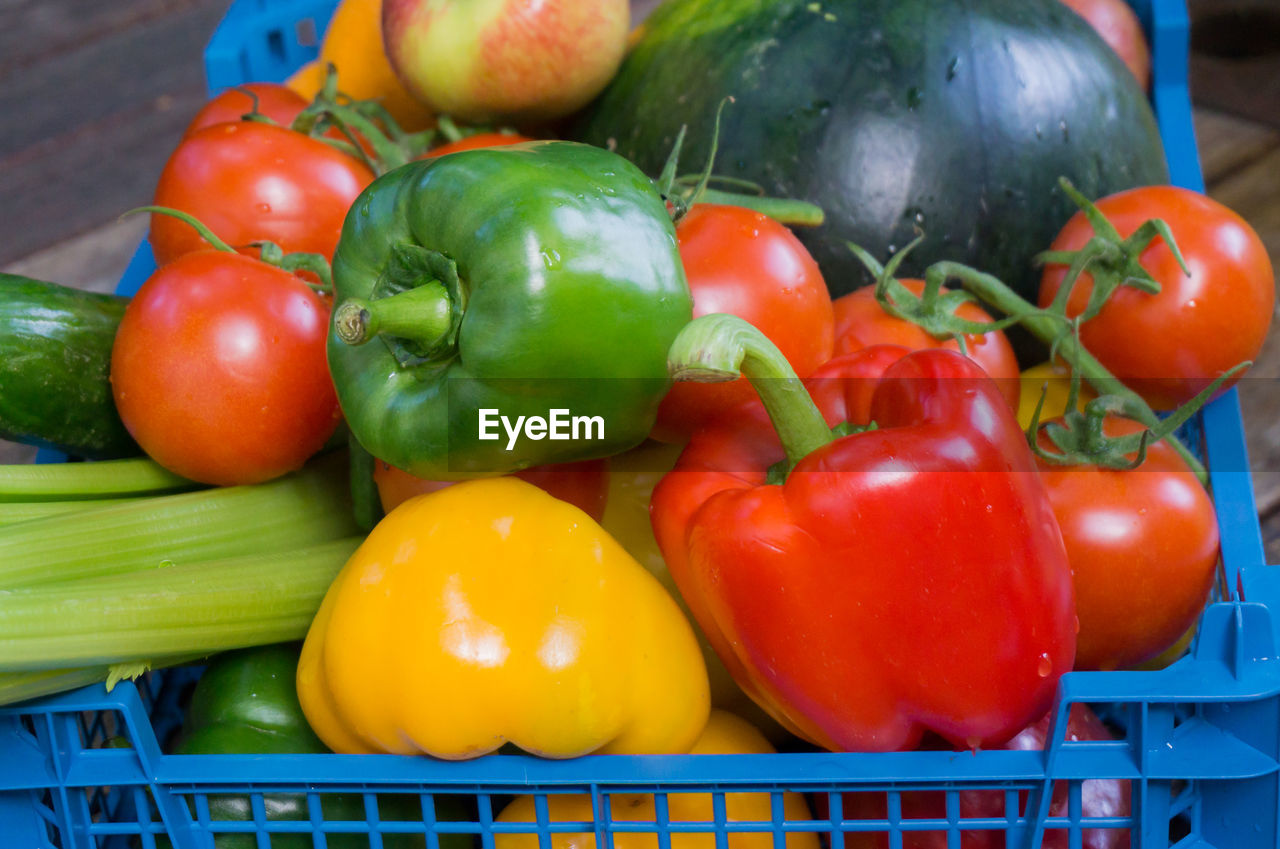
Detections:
0,653,207,707
0,457,198,502
0,497,144,527
0,538,361,671
0,452,358,589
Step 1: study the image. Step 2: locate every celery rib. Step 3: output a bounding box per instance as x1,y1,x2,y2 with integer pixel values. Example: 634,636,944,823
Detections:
0,453,358,589
0,457,199,502
0,497,145,527
0,538,361,671
0,653,207,707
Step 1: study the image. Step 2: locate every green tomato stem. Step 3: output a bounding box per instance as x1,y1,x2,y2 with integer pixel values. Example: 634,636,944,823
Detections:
934,261,1208,483
692,188,826,227
332,282,452,348
124,206,237,253
668,314,832,470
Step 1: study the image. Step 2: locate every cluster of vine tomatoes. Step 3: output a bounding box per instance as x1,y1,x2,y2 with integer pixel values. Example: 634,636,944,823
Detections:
107,71,1274,681
656,179,1272,678
109,84,537,488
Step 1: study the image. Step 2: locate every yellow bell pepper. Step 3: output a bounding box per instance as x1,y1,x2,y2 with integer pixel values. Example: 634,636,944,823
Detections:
1017,361,1097,430
297,477,710,759
286,0,435,131
599,442,792,745
497,709,821,849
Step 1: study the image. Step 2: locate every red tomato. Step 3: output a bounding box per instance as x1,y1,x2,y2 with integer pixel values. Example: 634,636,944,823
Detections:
150,122,374,266
183,82,372,157
839,705,1130,849
832,280,1021,412
1038,186,1274,411
1058,0,1151,89
373,459,609,522
1036,416,1218,671
422,132,537,157
184,83,311,137
653,204,834,443
110,251,342,486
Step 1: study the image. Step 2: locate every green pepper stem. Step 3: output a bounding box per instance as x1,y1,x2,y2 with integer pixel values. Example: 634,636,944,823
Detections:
333,282,451,347
668,314,833,468
933,261,1208,483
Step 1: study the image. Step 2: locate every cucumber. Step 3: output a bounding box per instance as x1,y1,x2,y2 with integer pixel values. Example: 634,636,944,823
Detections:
0,273,139,459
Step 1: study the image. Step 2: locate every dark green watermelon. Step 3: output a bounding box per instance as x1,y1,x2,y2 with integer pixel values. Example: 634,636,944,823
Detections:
573,0,1169,302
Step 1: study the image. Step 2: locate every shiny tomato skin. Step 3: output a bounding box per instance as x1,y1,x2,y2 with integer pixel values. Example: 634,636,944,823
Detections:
150,122,374,265
1058,0,1151,89
184,83,311,137
1038,186,1274,411
423,132,537,157
653,204,834,443
373,458,609,521
110,251,342,486
183,82,370,155
1037,417,1218,671
832,280,1021,412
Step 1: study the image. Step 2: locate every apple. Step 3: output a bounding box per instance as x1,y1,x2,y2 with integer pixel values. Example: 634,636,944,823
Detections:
382,0,631,124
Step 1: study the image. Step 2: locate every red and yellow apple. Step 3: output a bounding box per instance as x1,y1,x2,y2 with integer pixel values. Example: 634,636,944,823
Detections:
383,0,631,124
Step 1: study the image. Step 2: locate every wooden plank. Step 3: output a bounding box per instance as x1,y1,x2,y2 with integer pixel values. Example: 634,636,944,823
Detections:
0,441,39,467
1193,109,1280,185
0,0,217,76
0,97,206,266
0,1,228,266
1207,146,1280,264
1,217,148,295
1188,0,1280,130
1263,508,1280,566
1237,352,1280,520
0,1,227,157
1203,139,1280,525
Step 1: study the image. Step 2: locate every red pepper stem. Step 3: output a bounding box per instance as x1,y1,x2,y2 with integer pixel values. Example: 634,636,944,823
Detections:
667,314,833,468
333,282,451,348
932,261,1208,484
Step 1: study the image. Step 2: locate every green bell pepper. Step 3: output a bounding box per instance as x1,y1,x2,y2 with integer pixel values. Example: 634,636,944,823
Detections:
327,140,691,479
172,644,473,849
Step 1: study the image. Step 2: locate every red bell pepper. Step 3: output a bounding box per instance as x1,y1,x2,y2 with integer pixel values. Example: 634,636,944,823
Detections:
651,315,1076,752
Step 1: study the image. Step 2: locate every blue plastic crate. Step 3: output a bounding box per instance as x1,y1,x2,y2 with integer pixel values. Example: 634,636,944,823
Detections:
5,0,1278,847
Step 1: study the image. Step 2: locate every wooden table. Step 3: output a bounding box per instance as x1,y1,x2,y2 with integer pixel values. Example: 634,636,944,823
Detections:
2,0,1277,559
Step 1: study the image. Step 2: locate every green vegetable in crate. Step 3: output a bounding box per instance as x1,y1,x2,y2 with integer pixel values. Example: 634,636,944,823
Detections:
0,273,138,459
172,643,473,849
573,0,1169,303
327,140,691,479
